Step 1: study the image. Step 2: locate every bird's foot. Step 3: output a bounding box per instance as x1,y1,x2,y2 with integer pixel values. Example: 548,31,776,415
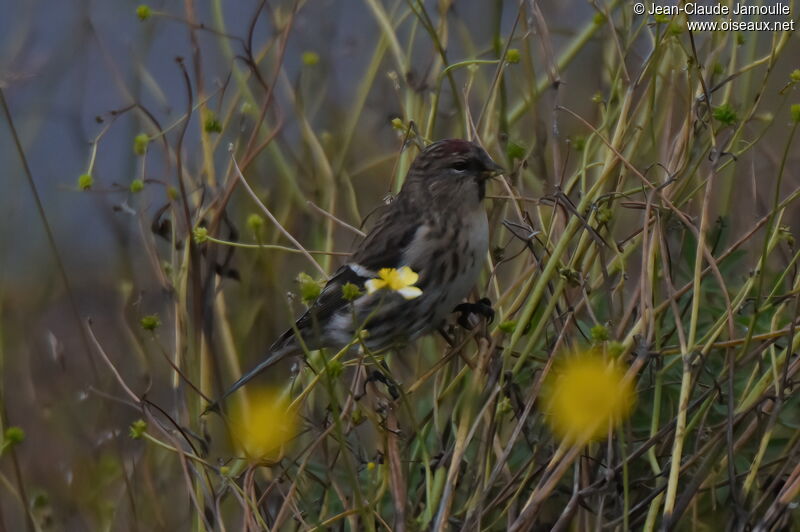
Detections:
454,297,495,329
356,368,399,400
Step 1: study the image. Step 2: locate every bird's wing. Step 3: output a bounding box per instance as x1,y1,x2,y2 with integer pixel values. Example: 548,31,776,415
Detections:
351,203,422,271
293,203,424,333
291,263,371,334
208,203,425,411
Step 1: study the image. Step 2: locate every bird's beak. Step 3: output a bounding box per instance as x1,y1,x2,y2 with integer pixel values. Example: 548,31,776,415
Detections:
482,160,505,180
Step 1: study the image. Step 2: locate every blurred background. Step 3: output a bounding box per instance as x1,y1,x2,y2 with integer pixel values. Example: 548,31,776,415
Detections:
2,0,799,530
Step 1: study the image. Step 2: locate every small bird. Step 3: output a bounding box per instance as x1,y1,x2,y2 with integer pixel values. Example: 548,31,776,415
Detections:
214,139,503,406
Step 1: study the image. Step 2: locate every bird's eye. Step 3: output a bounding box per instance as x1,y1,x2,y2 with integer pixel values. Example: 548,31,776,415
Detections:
452,160,468,172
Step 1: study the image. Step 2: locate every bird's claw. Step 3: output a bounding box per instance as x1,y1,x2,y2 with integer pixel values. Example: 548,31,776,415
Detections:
454,297,495,330
356,369,399,400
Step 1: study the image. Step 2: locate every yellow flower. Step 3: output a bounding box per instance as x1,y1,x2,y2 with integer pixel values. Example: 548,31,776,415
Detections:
228,388,297,462
542,351,635,443
365,266,422,300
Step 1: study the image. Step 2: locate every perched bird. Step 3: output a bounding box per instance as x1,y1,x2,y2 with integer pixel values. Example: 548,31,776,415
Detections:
214,139,503,406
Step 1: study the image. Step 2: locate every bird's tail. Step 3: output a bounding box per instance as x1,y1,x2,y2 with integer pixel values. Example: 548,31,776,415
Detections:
203,332,297,415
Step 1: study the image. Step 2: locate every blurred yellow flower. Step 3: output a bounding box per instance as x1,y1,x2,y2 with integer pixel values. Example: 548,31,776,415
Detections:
365,266,422,300
542,351,635,443
228,388,297,462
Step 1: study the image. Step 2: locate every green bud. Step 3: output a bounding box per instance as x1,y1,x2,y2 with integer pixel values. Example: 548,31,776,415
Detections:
30,492,49,510
327,360,343,379
297,272,322,303
558,267,581,287
301,51,320,66
669,20,684,35
130,179,145,193
390,117,405,130
591,92,604,104
590,324,609,343
78,173,93,190
791,69,800,82
129,419,147,439
571,135,586,152
506,141,526,161
608,341,625,358
4,426,25,446
166,186,179,201
342,282,362,301
140,314,160,331
791,103,800,123
133,133,149,156
496,396,512,415
593,12,606,25
505,49,521,64
596,206,613,224
713,103,738,126
203,110,222,133
193,226,209,244
246,213,264,234
136,4,152,20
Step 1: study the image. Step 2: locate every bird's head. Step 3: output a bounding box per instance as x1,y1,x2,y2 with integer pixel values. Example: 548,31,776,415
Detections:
404,139,504,204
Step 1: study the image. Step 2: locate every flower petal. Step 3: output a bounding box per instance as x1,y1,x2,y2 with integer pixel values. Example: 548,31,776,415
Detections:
385,270,402,290
397,286,422,300
542,352,634,443
397,266,419,285
365,279,385,294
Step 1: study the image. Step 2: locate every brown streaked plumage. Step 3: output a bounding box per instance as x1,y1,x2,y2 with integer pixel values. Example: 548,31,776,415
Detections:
212,139,503,408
